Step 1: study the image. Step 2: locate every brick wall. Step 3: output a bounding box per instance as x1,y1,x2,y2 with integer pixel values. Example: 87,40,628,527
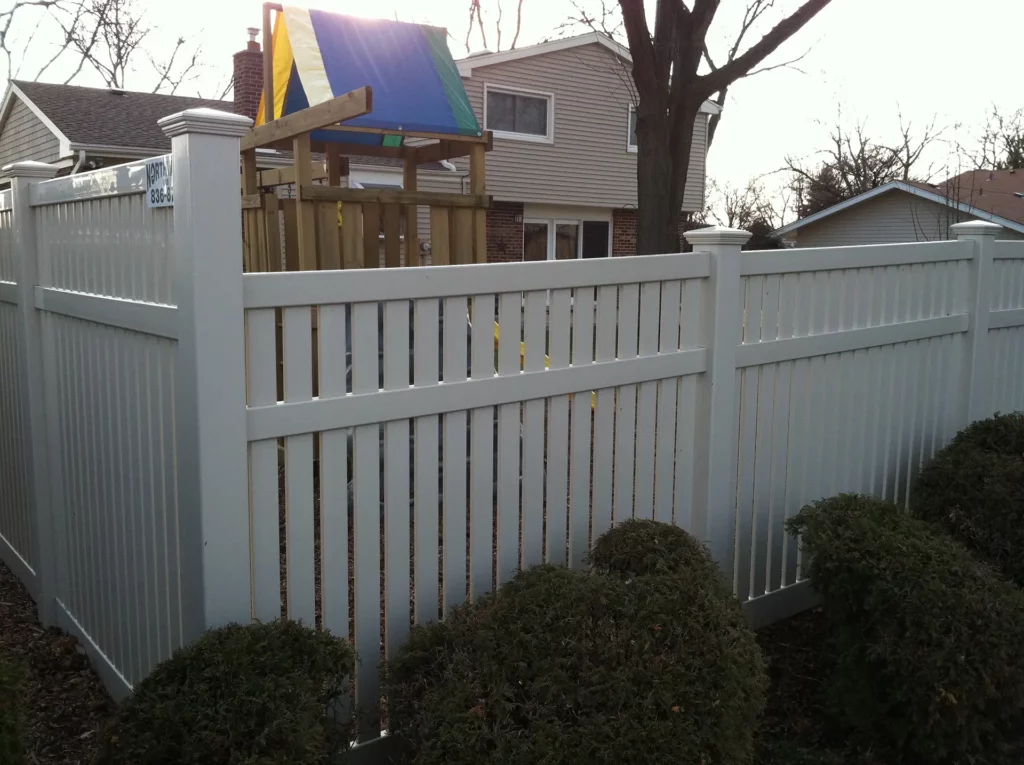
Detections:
486,202,524,263
613,208,696,255
612,208,637,256
233,41,263,121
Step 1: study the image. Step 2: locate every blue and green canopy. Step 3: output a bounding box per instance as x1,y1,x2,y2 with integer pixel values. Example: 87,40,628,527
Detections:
256,7,481,148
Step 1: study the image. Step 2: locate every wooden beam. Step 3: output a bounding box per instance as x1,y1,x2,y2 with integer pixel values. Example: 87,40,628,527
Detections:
383,204,401,268
320,124,490,143
241,86,373,151
241,193,263,210
326,145,344,186
262,3,275,123
469,143,487,264
294,133,317,270
430,207,450,265
363,203,380,268
300,185,490,209
257,163,327,188
403,155,418,265
411,132,493,165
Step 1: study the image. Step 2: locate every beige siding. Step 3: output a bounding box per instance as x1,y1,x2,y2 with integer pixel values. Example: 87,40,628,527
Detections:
793,190,1024,247
0,97,61,169
462,44,707,211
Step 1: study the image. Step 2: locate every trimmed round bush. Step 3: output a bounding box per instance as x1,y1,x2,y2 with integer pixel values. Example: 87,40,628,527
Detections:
912,412,1024,586
788,494,1024,763
94,620,355,765
0,659,24,765
386,564,766,765
587,518,722,581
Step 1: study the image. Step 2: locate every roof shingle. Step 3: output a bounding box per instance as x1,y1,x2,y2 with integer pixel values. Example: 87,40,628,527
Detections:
12,80,229,152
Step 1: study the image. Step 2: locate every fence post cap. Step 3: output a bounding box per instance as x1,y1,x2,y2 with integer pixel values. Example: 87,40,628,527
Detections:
683,225,752,247
950,220,1003,237
2,161,59,179
159,107,253,139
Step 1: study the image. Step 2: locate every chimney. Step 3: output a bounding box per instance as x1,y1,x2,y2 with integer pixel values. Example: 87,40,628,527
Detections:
232,27,263,121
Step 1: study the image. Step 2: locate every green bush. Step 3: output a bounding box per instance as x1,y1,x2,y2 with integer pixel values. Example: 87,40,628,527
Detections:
587,518,723,582
0,659,24,765
913,411,1024,586
788,494,1024,763
94,620,354,765
386,564,766,765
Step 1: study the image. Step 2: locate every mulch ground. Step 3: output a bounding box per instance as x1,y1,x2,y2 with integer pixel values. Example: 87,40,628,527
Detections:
0,561,114,764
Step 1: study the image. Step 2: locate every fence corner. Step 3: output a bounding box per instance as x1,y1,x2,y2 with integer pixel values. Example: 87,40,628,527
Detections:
683,226,750,582
162,108,255,642
952,220,1001,425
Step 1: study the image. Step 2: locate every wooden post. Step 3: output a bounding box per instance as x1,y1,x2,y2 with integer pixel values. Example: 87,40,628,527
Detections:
293,133,317,270
241,149,258,271
262,3,275,123
469,144,487,263
403,156,419,265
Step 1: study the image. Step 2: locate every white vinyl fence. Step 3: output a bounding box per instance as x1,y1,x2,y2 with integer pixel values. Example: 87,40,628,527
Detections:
0,109,1022,750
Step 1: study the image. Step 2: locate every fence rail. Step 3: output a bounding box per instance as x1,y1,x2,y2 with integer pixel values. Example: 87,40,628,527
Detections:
0,111,1021,754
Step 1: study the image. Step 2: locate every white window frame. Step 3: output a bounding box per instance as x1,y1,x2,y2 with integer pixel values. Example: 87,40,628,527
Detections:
627,104,638,153
483,84,555,144
523,217,612,260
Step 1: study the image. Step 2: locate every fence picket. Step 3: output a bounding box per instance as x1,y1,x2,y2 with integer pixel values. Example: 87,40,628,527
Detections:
545,289,572,565
654,280,682,524
412,299,440,623
569,286,595,567
592,285,617,539
613,284,639,525
521,290,546,568
496,292,521,583
469,294,495,596
633,281,661,520
442,296,468,610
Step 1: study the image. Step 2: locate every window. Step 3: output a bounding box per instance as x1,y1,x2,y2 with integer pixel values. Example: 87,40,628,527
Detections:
485,86,552,142
521,219,611,260
627,106,638,152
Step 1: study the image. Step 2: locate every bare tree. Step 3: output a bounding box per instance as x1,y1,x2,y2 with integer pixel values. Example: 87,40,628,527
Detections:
53,0,201,92
617,0,833,254
702,0,811,148
463,0,525,53
785,111,943,217
706,177,790,246
970,106,1024,171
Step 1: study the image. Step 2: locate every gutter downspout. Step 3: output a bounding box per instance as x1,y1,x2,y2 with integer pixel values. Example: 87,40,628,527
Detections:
70,150,86,175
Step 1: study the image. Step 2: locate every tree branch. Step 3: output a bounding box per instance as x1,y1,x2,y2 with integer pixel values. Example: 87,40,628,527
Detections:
697,0,830,98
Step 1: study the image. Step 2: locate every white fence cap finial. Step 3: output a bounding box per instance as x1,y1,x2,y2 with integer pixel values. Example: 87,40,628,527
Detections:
950,220,1003,237
1,160,59,179
159,107,253,139
684,225,752,247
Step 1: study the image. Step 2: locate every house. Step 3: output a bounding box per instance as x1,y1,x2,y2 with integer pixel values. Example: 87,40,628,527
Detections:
1,28,719,262
772,171,1024,247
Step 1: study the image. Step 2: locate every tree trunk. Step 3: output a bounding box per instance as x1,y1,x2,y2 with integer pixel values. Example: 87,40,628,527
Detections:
635,102,697,255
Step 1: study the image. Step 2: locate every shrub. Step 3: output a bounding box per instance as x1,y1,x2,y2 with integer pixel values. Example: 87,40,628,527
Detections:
386,564,766,765
587,518,722,582
788,494,1024,763
0,659,24,765
913,412,1024,586
94,620,355,765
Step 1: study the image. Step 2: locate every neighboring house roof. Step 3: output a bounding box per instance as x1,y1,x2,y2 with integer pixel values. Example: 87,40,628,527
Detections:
3,80,228,158
0,81,456,174
455,32,723,115
772,173,1024,238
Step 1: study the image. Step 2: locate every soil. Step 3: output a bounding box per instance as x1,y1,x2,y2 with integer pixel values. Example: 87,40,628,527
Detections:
0,561,114,765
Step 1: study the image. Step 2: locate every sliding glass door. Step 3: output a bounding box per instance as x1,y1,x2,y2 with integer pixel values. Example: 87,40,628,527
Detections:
523,218,610,260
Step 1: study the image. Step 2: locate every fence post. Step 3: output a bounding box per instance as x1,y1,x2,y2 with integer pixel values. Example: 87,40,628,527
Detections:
5,160,60,625
160,108,254,643
683,226,750,581
952,220,1001,425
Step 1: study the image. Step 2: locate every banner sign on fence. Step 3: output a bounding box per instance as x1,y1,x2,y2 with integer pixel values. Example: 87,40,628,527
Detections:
146,155,173,208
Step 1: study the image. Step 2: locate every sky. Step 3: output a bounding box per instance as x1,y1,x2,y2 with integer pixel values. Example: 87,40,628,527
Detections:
5,0,1024,206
